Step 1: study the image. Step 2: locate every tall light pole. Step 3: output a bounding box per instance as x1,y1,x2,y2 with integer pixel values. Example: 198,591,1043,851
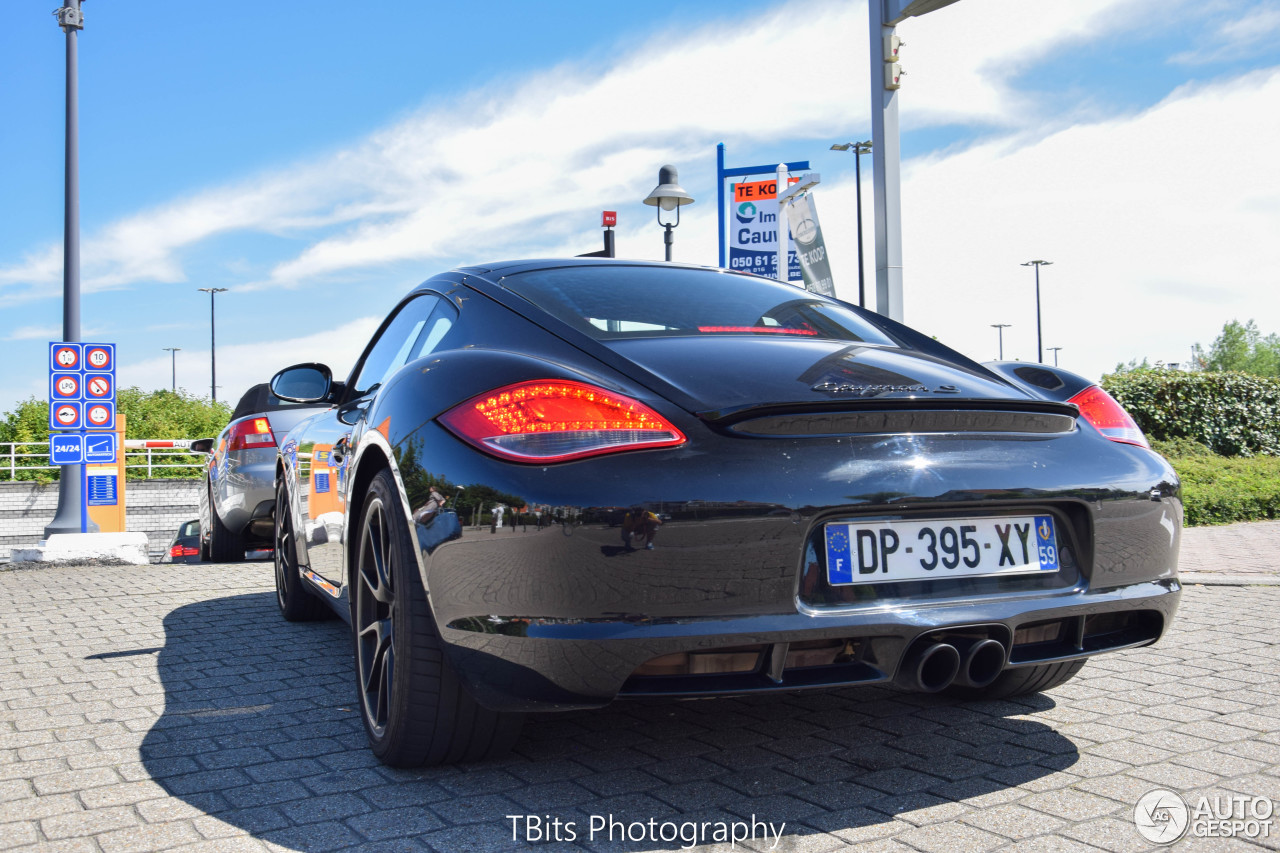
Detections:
990,323,1011,360
197,288,227,402
1022,260,1052,364
163,347,181,391
643,166,694,262
869,0,964,321
831,141,872,307
45,0,89,537
1048,346,1062,366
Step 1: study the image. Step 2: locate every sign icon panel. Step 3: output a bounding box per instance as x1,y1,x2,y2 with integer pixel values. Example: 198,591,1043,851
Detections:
52,373,82,400
85,373,113,398
51,402,83,430
84,432,117,464
85,401,115,429
84,344,114,371
49,434,85,465
51,343,81,371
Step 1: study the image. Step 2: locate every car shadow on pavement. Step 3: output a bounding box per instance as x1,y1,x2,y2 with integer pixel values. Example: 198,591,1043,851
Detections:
140,592,1080,851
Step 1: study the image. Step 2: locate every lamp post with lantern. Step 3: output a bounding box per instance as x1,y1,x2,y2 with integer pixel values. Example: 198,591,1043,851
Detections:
643,166,695,262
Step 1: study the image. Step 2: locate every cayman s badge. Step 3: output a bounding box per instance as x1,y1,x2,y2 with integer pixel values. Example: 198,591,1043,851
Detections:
811,382,928,396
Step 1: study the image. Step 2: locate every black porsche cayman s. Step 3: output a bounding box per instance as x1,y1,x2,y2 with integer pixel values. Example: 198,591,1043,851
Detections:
268,259,1181,767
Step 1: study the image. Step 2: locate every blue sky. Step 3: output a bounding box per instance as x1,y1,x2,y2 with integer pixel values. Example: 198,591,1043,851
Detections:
2,0,1279,415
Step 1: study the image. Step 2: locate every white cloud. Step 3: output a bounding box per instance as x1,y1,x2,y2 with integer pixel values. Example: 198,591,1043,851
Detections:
5,325,61,342
815,67,1280,381
122,316,381,409
0,0,1150,298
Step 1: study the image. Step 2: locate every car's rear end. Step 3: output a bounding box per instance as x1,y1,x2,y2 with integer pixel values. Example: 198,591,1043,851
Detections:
206,386,332,557
390,262,1181,712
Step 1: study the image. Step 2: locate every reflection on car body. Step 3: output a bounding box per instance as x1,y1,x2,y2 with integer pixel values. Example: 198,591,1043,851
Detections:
268,259,1181,767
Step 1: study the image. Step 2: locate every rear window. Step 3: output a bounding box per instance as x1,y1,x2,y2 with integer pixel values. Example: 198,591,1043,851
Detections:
501,265,897,346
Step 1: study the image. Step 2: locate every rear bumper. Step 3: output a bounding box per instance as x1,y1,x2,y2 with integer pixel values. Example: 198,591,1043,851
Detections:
404,421,1184,712
215,450,276,543
438,576,1179,710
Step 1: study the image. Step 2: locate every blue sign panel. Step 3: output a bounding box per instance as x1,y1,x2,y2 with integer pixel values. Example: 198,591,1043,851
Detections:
82,343,115,374
50,372,83,401
50,342,82,372
49,402,83,430
84,433,118,464
84,401,116,430
49,434,85,465
87,473,118,506
84,372,114,400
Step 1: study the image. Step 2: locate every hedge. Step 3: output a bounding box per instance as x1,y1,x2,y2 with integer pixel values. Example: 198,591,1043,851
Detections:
1164,452,1280,526
1102,370,1280,457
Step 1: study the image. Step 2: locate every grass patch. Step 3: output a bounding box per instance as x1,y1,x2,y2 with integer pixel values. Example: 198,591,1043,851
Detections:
1153,440,1280,526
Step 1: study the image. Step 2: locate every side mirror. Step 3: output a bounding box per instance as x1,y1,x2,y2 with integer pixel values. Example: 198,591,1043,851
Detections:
271,363,333,403
190,438,214,454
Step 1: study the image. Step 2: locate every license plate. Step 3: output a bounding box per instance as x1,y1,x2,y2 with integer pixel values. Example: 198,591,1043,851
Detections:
825,514,1060,586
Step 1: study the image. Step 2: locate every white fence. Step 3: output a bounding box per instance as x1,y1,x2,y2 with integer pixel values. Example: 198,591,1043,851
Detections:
0,440,207,480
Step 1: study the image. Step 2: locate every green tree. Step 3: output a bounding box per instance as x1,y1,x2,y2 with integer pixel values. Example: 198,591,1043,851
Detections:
1193,319,1280,376
0,389,231,481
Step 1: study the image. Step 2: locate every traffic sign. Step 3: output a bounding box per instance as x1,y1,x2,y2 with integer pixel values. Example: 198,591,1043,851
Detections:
84,432,117,464
49,434,84,465
51,372,82,400
83,343,114,372
50,402,83,430
85,401,115,430
50,343,81,371
84,373,113,399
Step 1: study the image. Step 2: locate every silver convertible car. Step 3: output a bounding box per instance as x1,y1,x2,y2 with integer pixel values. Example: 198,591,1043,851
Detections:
194,384,329,561
268,260,1182,767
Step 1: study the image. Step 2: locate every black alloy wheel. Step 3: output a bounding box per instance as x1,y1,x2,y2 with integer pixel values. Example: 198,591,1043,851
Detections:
353,467,523,766
274,480,328,621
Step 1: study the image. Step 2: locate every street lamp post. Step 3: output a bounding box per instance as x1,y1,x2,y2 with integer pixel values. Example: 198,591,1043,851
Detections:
197,288,227,402
1021,260,1052,364
990,323,1011,360
163,347,181,391
44,0,89,537
1048,346,1062,366
643,165,694,262
831,141,872,307
868,0,964,321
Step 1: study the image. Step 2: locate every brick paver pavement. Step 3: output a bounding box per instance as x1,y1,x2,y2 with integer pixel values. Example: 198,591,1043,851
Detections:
0,528,1277,852
1179,520,1280,581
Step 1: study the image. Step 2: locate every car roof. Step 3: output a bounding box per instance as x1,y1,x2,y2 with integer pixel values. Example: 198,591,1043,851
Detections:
443,257,739,282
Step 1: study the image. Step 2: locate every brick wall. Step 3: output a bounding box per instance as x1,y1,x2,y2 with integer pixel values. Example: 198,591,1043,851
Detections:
0,479,202,563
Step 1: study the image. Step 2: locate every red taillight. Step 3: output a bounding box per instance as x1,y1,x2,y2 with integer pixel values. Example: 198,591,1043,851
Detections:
1068,385,1148,448
169,544,199,557
439,380,686,463
228,416,276,452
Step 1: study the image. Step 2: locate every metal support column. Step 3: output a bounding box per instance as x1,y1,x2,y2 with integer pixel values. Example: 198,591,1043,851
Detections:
45,0,90,537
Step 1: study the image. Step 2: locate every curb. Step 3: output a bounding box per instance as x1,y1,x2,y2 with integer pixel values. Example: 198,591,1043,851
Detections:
1179,572,1280,586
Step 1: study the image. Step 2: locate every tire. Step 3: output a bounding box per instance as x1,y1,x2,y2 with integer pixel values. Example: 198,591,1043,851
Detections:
949,659,1087,700
208,483,245,563
353,468,524,767
199,482,212,561
274,480,329,622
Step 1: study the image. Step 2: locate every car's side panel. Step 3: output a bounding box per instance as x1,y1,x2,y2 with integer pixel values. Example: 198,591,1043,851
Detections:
294,417,353,591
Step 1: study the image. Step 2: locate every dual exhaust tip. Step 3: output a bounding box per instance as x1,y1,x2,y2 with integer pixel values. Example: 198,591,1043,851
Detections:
895,637,1007,692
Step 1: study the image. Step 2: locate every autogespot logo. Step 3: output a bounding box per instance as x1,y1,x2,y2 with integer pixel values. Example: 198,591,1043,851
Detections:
735,201,757,224
1135,789,1190,844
